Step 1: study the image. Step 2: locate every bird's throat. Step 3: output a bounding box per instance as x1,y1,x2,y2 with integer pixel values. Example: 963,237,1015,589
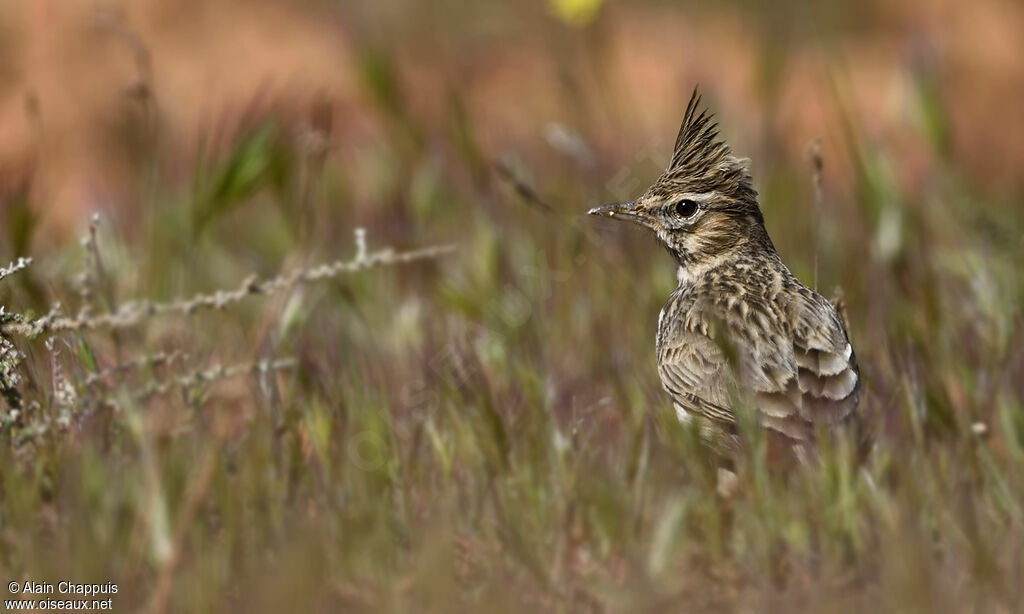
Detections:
676,265,694,286
675,257,721,287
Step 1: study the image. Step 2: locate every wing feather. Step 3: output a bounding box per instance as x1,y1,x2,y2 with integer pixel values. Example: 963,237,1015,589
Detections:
656,283,860,443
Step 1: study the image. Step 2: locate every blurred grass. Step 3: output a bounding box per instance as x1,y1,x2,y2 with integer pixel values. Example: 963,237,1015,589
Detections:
1,3,1024,613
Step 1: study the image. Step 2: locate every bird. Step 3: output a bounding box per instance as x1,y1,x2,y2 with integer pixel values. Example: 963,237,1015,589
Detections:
589,89,861,458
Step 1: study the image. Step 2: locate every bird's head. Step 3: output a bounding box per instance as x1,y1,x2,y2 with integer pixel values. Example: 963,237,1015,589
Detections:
589,90,772,272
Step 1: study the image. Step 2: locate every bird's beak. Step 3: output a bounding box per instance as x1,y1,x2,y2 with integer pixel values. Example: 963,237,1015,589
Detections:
587,201,652,227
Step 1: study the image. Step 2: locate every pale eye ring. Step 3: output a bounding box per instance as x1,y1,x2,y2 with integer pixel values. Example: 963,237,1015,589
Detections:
674,199,699,218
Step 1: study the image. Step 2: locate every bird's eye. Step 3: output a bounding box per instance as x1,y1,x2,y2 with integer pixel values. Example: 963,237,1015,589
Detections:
674,199,699,218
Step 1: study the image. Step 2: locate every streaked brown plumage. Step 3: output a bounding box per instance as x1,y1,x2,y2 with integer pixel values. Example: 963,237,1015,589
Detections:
590,90,861,455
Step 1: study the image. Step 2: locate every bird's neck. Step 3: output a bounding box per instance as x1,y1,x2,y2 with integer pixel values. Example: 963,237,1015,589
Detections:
675,237,779,288
676,261,713,286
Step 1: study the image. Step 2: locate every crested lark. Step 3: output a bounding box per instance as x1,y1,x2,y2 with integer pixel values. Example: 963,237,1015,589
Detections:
590,90,861,455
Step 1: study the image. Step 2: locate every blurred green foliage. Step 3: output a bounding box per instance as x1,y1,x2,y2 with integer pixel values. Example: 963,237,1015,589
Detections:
193,124,292,234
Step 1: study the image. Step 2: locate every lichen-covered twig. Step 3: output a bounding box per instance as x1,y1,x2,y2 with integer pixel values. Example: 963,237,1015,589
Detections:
125,357,297,404
1,253,30,412
5,356,297,440
2,238,455,338
82,351,190,388
0,308,26,413
0,257,32,283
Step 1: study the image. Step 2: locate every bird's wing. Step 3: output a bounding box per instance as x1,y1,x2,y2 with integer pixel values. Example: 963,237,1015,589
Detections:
659,289,859,442
657,327,737,427
739,289,860,439
788,291,861,424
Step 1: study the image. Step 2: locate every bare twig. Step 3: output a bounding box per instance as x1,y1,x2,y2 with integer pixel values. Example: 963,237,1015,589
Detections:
46,338,78,410
93,8,153,102
79,213,114,308
354,227,369,264
495,156,555,212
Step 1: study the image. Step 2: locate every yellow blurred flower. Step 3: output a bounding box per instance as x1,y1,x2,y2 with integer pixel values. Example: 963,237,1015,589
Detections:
549,0,604,26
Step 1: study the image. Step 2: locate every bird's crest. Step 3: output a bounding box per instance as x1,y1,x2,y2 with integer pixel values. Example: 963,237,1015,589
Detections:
668,89,732,177
657,88,753,201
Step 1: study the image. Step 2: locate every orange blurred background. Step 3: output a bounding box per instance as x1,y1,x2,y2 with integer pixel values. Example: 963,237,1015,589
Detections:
1,0,1022,235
